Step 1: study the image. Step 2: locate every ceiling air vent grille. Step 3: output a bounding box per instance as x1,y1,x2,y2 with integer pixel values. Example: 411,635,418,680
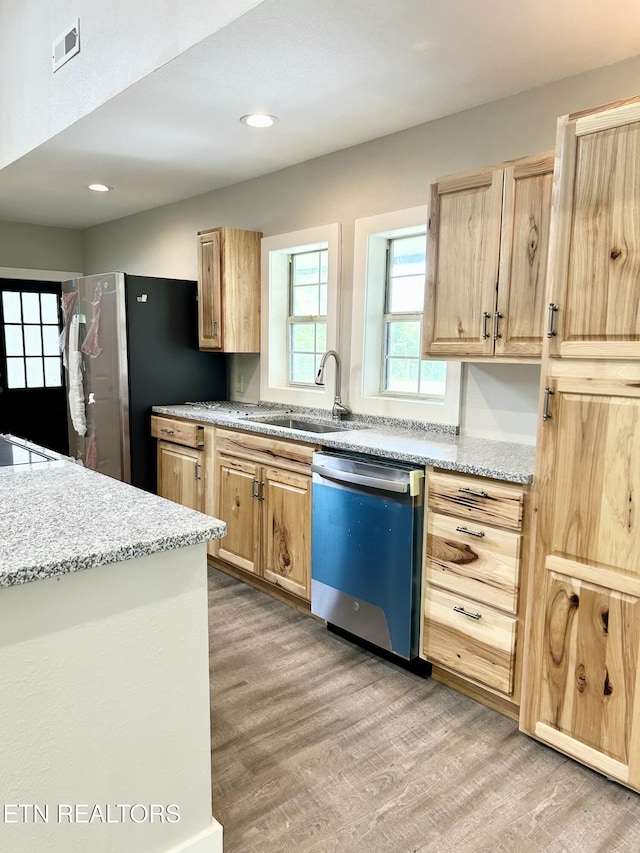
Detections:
52,19,80,72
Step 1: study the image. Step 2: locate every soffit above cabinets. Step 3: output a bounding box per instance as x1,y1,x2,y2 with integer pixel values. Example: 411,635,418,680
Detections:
2,0,640,229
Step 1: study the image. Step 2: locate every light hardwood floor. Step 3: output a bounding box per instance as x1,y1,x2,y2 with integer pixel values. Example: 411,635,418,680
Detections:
208,568,640,853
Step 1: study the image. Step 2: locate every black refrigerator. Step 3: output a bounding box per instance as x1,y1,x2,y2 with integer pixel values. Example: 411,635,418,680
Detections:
61,272,227,493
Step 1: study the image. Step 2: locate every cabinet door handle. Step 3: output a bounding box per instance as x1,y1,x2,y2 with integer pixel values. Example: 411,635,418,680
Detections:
211,320,218,337
456,525,485,538
251,479,259,499
194,462,201,481
493,311,503,341
547,303,559,338
453,605,482,620
481,311,491,340
459,487,489,499
258,480,265,502
160,427,174,435
542,386,554,421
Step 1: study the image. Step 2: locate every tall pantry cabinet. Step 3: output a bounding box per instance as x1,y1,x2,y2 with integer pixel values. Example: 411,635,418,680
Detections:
521,98,640,789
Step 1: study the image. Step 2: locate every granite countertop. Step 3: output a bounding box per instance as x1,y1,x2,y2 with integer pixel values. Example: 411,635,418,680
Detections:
0,461,226,589
153,402,536,484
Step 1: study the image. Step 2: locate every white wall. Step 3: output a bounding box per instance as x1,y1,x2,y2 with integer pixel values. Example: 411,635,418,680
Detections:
0,544,221,853
0,0,265,168
76,55,640,441
0,220,83,273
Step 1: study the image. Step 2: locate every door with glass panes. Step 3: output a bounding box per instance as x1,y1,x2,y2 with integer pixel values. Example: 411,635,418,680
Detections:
0,280,68,454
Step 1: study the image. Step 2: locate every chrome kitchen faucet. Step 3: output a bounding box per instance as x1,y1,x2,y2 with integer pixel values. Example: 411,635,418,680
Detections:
315,350,351,420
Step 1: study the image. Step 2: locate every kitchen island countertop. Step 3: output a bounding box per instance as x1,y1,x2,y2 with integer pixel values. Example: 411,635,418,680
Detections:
0,460,226,589
152,402,536,485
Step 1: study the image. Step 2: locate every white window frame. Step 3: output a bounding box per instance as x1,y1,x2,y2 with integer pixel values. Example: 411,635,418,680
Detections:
350,207,461,425
261,224,340,408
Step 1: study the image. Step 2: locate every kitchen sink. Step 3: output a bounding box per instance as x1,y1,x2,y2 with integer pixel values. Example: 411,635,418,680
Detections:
249,416,359,433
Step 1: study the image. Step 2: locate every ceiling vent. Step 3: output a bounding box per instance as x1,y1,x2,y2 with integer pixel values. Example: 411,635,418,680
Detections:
52,19,80,72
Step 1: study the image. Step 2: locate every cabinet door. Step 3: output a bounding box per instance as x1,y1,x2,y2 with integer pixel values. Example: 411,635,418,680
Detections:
522,370,640,785
535,570,640,784
157,441,203,511
262,466,311,600
197,229,222,350
548,102,640,358
215,453,260,574
495,154,553,357
220,228,262,353
423,168,503,357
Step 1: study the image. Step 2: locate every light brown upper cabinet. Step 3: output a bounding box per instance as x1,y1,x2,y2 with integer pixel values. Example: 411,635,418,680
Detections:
422,153,553,359
546,101,640,359
197,226,262,352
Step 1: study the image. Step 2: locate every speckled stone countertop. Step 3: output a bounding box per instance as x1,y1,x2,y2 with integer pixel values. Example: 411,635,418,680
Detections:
0,461,226,589
153,402,536,484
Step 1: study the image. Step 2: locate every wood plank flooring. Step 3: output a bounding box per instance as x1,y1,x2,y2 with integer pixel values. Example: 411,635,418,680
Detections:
208,568,640,853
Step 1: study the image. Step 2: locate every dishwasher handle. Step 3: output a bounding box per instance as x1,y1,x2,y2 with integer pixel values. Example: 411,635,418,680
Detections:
311,463,409,494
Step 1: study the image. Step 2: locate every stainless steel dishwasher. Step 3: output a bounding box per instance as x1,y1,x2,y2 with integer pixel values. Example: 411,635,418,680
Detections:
311,451,424,660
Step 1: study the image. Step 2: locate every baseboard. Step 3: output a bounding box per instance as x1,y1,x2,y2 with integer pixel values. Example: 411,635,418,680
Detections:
166,818,223,853
431,665,519,721
208,558,312,616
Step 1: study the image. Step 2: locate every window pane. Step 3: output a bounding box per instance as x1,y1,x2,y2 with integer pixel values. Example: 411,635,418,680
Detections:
40,293,59,324
44,357,62,387
385,357,419,394
293,252,321,285
42,325,60,356
2,292,21,323
390,235,426,277
319,250,328,283
23,325,43,356
319,284,328,316
6,358,26,389
419,360,447,396
290,353,315,384
292,285,320,316
4,325,23,356
316,322,327,352
290,323,315,352
386,321,420,357
26,357,44,387
387,275,425,313
21,292,41,323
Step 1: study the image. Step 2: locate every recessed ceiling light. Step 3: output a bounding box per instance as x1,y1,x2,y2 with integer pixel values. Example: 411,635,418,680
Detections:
240,114,278,128
86,183,113,192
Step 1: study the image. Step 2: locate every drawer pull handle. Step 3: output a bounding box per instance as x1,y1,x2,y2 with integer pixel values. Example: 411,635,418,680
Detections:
453,605,482,620
456,525,485,538
459,487,489,499
160,427,175,434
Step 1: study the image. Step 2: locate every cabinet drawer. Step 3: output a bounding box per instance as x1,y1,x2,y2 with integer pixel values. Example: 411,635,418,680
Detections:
215,427,316,473
426,512,521,613
428,472,524,531
151,416,204,449
423,587,517,694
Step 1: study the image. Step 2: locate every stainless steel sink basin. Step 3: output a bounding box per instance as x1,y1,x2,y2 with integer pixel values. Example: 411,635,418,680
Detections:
249,416,357,433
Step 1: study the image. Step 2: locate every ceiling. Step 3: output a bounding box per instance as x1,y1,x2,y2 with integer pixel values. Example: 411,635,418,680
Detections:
3,0,640,230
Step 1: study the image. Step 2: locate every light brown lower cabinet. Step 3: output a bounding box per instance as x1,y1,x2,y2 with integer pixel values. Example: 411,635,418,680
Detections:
520,361,640,789
421,470,529,718
152,415,205,512
211,428,315,602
